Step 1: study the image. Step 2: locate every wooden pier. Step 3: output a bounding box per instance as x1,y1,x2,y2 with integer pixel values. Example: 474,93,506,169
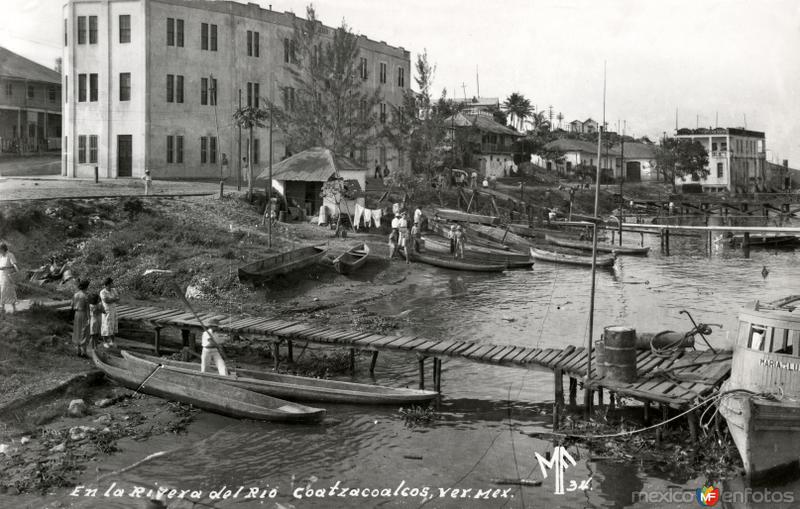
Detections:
103,303,732,412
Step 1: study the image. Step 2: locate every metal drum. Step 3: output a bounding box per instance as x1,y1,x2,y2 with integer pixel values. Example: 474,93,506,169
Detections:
603,326,637,383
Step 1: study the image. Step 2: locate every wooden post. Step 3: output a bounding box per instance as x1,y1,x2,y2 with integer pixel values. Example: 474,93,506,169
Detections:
618,215,623,245
418,356,425,390
435,358,442,393
660,229,664,251
609,393,616,410
349,348,356,375
272,342,280,370
643,401,650,424
597,387,604,406
568,377,577,406
154,327,162,356
287,340,293,363
555,368,564,407
369,351,379,375
664,228,670,256
181,328,191,362
640,232,644,247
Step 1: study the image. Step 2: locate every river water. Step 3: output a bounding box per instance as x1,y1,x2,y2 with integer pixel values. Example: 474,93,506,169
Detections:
28,229,800,508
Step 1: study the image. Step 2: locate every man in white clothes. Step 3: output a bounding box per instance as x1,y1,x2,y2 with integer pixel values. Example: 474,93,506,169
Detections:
201,318,228,375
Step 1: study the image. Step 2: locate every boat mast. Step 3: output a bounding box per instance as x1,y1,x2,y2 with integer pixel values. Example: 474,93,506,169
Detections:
584,61,606,417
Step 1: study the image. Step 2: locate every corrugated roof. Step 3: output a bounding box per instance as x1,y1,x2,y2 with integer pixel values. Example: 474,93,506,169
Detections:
545,138,608,154
257,147,365,182
615,142,656,159
0,47,60,83
445,113,522,137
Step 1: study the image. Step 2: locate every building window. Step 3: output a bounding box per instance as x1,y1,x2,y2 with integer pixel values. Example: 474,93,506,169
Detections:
283,86,294,111
283,38,296,63
253,138,260,164
176,135,183,163
78,74,86,102
712,142,717,151
167,135,174,163
119,72,130,101
201,23,208,50
89,73,98,102
247,31,260,57
397,67,405,87
254,31,259,57
717,162,723,178
201,77,208,105
5,83,11,96
26,84,35,99
176,19,184,47
210,24,217,51
89,16,98,44
166,74,174,102
247,82,259,108
89,135,97,163
48,86,56,103
379,63,386,84
78,16,86,44
379,103,386,124
119,15,131,43
359,57,367,80
176,75,183,103
359,99,366,121
210,136,217,164
209,78,217,105
167,18,174,46
78,135,86,163
200,136,208,163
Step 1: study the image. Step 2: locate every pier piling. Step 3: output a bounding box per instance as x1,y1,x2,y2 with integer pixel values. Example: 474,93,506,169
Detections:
568,377,577,406
554,369,564,430
153,327,162,356
369,351,379,375
418,356,426,390
349,348,355,375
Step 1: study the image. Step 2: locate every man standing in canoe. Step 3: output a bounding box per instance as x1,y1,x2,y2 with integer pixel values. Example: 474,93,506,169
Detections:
453,225,466,259
201,319,228,376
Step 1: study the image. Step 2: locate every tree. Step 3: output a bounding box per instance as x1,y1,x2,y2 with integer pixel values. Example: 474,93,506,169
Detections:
655,137,709,192
277,5,381,157
502,92,532,131
529,110,551,133
233,106,270,200
485,104,508,127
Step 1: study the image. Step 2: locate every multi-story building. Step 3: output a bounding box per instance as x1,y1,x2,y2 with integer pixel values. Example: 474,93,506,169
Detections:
0,47,62,154
675,127,766,193
62,0,410,179
446,112,522,175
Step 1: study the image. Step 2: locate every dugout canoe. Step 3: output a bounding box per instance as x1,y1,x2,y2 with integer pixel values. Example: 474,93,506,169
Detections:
529,247,616,268
434,208,499,225
429,220,511,250
120,351,438,404
545,234,651,256
466,224,534,252
421,236,532,269
506,223,538,238
92,348,325,422
409,252,506,272
332,243,370,275
238,246,328,283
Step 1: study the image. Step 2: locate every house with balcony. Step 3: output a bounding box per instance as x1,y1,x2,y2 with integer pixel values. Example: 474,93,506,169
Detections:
445,111,523,176
674,127,766,193
538,138,617,179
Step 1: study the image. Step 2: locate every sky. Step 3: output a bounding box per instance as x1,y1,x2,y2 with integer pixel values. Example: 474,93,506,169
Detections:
2,0,799,164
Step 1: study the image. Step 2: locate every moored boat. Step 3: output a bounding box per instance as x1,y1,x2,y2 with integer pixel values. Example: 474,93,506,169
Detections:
529,246,616,267
332,243,370,275
434,208,499,225
465,224,533,252
238,246,328,283
429,220,511,250
545,234,650,256
408,252,507,272
728,233,800,248
121,351,438,404
719,296,800,480
506,223,538,238
92,348,326,422
421,235,532,268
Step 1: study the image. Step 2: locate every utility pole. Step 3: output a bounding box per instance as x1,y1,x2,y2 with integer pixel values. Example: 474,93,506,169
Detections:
211,74,223,198
237,88,242,191
267,79,274,248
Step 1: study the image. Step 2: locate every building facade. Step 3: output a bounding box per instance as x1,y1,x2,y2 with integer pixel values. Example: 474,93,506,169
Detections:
675,127,766,193
446,112,522,176
0,47,62,154
63,0,410,179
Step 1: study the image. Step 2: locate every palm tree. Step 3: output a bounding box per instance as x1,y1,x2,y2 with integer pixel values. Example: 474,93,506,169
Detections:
502,92,533,131
530,110,551,133
233,105,270,201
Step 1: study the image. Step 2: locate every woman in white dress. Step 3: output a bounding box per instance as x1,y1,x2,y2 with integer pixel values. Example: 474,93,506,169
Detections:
99,277,120,346
0,243,19,317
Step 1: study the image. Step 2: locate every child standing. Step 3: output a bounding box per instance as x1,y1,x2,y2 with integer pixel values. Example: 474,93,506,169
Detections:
88,293,103,350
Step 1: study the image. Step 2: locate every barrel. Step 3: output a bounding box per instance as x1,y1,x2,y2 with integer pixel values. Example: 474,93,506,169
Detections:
594,339,606,377
603,326,637,383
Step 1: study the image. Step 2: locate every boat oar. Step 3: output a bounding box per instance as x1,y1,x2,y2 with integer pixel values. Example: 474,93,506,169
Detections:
172,282,231,364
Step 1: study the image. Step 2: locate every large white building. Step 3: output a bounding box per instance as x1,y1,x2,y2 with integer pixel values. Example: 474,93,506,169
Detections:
62,0,410,180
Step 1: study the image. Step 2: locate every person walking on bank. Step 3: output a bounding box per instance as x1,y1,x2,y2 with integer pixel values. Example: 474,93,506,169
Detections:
397,212,410,263
71,280,90,357
0,242,19,318
142,169,152,195
100,277,120,347
201,319,228,376
374,160,382,179
410,220,422,253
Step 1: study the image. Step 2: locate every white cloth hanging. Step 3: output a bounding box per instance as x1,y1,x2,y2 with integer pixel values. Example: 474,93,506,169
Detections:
353,203,366,230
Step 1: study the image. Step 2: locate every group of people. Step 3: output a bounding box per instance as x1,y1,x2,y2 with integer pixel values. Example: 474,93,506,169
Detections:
71,277,120,356
388,206,424,262
448,225,466,259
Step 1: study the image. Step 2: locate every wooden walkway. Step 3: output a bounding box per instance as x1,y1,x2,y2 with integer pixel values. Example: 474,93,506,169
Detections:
107,303,732,409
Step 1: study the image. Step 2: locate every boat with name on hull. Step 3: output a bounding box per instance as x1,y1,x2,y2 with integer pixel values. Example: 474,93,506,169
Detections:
719,296,800,480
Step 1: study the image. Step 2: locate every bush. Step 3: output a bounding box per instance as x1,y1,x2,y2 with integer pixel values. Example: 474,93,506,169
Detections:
0,205,43,235
121,197,145,219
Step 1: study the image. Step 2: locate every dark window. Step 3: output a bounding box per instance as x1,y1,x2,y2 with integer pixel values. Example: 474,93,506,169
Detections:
119,15,131,43
210,24,217,51
717,162,724,178
200,136,208,163
247,82,259,108
201,23,208,50
89,73,98,101
360,57,367,80
380,103,386,124
78,74,86,102
89,16,98,44
176,19,184,47
167,135,173,163
167,18,174,46
201,77,208,105
166,74,174,102
5,83,11,96
78,135,86,163
397,67,405,87
283,38,296,63
210,137,217,164
253,138,259,164
254,31,259,57
176,75,183,103
247,82,252,107
64,19,67,46
210,78,217,105
253,82,258,108
48,86,56,102
712,142,717,152
247,30,252,56
27,85,34,99
379,62,386,84
89,135,98,163
119,72,130,101
283,86,294,111
78,16,86,44
283,38,289,63
359,99,366,121
176,135,183,163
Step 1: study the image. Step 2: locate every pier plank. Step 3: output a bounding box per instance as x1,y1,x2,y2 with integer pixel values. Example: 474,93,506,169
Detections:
479,345,508,361
490,346,519,363
398,337,432,350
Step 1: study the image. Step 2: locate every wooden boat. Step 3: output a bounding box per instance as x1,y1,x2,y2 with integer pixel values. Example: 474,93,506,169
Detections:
506,223,538,238
238,246,328,283
121,351,437,404
545,234,651,256
719,296,800,480
429,220,511,250
408,252,506,272
466,224,533,252
434,208,499,225
529,247,616,267
729,233,800,248
421,235,532,269
92,348,325,422
332,243,370,275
